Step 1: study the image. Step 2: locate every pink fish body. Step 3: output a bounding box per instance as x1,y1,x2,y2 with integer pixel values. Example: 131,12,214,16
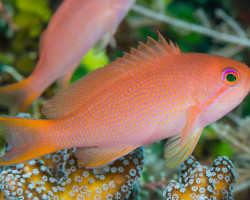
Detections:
0,33,249,168
0,0,135,114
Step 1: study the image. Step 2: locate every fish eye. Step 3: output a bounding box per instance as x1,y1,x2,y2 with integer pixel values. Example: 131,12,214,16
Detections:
221,68,239,86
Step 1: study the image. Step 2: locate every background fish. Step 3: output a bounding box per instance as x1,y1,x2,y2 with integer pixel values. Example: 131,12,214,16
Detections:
0,0,135,115
0,33,249,168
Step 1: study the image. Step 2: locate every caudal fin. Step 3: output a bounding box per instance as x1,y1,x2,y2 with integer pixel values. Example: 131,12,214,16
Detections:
0,78,40,115
0,116,55,166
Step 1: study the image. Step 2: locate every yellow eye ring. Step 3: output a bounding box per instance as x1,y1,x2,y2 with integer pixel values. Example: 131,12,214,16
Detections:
221,68,239,86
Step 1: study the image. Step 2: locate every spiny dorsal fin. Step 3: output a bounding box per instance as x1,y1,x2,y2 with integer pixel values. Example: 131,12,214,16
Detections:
134,32,180,58
42,32,181,119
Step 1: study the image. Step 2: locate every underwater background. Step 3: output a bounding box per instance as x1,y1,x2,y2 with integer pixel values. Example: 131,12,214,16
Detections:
0,0,249,199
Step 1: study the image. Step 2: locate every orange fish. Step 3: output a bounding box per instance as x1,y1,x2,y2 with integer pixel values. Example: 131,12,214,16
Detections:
0,33,249,168
0,0,135,115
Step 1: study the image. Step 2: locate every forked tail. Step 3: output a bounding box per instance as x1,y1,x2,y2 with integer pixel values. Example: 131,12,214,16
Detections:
0,78,41,115
0,116,56,166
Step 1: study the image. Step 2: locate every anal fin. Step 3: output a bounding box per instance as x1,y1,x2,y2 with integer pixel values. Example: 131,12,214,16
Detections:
75,146,137,168
164,127,203,168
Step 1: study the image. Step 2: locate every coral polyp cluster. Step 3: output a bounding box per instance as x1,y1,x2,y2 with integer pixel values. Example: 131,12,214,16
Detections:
163,155,236,199
0,147,145,199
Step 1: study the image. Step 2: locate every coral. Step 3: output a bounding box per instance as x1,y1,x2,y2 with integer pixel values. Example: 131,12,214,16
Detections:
0,147,145,200
163,155,236,200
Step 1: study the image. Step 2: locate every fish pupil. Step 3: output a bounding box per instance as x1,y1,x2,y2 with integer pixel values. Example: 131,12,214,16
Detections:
226,73,236,82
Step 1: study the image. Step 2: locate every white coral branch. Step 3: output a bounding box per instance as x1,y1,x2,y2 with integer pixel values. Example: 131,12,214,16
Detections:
132,5,250,48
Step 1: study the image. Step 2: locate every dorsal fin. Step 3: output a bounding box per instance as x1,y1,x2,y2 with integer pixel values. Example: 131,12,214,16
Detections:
42,32,181,119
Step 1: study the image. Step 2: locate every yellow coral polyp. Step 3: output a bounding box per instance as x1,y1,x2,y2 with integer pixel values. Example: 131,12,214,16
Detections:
210,156,236,199
0,147,145,199
163,155,236,200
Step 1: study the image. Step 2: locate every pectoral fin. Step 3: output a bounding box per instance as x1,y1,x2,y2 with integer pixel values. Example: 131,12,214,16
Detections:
57,69,75,89
95,33,116,53
164,127,203,168
75,146,137,168
179,105,200,146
